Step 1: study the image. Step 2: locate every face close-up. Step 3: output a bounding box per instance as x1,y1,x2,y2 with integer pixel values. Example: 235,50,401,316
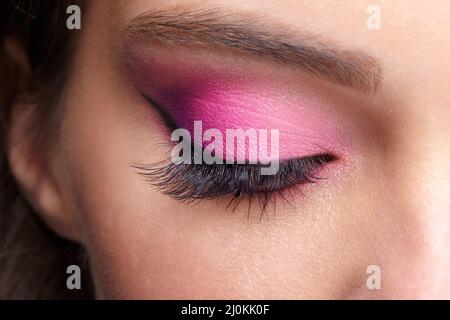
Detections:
0,0,449,300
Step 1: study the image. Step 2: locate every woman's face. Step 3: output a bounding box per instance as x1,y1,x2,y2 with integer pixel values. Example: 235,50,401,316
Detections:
31,0,450,298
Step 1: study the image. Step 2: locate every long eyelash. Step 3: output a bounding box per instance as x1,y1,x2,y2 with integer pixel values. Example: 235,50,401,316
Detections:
133,154,336,215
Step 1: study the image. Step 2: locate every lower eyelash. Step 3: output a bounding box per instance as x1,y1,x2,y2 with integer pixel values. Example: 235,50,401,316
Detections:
133,153,336,215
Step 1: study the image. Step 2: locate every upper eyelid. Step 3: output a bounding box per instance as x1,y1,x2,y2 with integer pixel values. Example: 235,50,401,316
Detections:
147,92,328,149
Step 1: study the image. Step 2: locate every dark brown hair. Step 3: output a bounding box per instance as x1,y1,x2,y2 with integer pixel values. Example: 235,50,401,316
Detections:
0,0,93,299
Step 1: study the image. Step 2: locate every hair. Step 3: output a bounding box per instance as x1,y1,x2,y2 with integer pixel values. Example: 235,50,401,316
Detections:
0,0,93,299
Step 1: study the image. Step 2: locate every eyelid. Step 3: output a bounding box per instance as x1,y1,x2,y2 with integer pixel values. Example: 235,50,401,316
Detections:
132,52,353,161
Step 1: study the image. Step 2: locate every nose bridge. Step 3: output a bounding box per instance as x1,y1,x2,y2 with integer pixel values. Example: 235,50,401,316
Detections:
387,75,450,297
413,101,450,298
414,137,450,298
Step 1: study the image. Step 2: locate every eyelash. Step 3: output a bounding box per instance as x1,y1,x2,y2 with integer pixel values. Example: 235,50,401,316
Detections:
133,152,336,214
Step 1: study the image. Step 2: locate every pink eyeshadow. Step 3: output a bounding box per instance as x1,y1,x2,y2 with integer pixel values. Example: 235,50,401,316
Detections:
131,59,351,161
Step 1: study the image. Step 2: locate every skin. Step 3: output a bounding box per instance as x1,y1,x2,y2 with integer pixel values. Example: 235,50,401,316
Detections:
8,0,450,299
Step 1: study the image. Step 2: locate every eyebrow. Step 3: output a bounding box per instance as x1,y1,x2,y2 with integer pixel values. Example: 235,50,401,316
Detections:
122,8,382,93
